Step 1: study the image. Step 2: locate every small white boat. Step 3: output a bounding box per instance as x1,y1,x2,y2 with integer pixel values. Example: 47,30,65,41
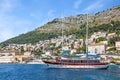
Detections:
27,59,44,64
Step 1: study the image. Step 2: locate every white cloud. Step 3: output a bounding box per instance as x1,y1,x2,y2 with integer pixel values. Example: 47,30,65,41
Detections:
0,0,15,42
0,0,33,42
74,0,82,9
0,14,34,42
82,0,104,13
0,0,17,13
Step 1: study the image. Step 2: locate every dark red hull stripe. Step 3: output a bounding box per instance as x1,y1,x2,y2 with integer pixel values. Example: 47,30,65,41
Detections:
43,60,108,66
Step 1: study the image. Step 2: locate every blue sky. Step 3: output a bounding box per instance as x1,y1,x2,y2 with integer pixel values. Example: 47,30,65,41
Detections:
0,0,120,42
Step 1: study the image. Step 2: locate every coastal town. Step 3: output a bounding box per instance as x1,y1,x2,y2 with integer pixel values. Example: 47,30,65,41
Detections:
0,31,120,64
0,0,120,79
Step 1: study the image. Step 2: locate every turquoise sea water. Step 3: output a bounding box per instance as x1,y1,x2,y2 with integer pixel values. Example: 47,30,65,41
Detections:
0,64,120,80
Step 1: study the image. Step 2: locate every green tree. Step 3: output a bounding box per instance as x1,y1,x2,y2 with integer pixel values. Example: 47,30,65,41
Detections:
108,36,120,46
107,47,116,51
20,46,24,55
81,45,86,53
96,37,106,42
32,49,44,56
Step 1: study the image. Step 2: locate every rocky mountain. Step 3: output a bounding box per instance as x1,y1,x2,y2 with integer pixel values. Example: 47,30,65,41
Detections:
1,5,120,46
38,5,120,31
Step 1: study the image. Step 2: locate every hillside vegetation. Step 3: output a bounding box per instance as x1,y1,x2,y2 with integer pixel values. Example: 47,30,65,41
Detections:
1,5,120,46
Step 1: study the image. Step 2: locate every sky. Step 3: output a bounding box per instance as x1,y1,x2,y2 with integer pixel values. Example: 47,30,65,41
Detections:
0,0,120,42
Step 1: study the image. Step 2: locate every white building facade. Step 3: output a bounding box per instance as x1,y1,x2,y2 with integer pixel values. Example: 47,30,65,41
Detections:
88,43,106,54
116,41,120,51
0,50,19,56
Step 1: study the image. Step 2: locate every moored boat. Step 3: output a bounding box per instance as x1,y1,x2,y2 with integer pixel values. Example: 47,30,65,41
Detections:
27,59,44,64
43,56,109,69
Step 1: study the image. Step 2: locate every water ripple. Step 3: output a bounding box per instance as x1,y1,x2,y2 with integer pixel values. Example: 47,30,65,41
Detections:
0,64,119,80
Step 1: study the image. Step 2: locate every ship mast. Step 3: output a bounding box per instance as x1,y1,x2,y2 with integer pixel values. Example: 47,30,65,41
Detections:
86,14,88,54
61,14,64,51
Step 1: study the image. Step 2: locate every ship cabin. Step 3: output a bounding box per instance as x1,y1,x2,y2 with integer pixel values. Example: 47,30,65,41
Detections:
57,59,100,63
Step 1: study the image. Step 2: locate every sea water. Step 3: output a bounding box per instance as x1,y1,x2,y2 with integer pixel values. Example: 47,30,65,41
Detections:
0,64,120,80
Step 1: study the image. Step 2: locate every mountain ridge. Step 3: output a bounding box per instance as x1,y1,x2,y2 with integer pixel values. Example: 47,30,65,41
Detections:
1,5,120,46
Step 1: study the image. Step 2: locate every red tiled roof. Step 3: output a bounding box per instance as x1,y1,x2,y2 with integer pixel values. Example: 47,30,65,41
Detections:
90,42,105,46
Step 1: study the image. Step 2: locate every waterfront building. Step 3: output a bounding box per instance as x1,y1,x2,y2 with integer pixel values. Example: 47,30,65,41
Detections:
24,52,31,56
0,50,19,56
88,42,106,54
0,56,14,63
91,32,106,39
13,55,31,63
116,41,120,52
107,32,117,39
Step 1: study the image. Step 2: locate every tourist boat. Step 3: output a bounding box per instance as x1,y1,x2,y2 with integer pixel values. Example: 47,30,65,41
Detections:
42,14,109,69
42,52,109,69
43,59,109,69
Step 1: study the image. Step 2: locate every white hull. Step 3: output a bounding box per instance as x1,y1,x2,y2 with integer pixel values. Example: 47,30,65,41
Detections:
46,64,108,69
27,62,44,64
27,60,44,64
